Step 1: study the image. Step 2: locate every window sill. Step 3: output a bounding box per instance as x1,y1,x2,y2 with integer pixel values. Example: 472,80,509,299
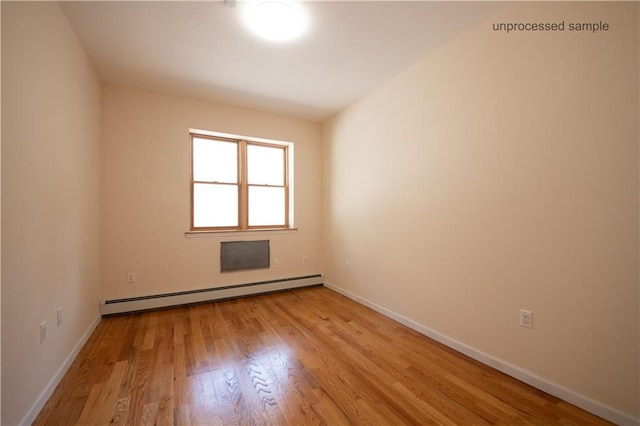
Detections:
185,228,298,238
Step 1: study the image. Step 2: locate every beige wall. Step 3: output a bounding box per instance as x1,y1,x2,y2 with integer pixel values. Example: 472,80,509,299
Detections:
323,1,639,420
0,2,2,422
100,86,322,301
1,2,102,425
1,3,3,422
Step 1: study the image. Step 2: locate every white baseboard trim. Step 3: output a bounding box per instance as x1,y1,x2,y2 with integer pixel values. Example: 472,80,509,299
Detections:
20,314,102,426
324,281,639,426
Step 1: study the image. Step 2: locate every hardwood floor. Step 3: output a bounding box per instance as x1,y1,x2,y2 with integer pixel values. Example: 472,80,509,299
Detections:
34,286,610,425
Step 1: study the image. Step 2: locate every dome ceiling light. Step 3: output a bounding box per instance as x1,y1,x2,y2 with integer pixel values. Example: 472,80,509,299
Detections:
241,0,310,43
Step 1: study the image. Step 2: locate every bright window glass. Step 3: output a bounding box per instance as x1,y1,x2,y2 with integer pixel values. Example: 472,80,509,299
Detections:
192,137,237,183
248,144,284,185
193,183,238,227
248,186,286,226
191,133,290,231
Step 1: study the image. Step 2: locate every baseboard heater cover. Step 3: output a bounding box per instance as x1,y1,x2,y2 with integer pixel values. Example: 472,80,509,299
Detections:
99,274,323,315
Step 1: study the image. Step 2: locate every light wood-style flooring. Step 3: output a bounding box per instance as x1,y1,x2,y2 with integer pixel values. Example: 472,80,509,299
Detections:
34,286,610,425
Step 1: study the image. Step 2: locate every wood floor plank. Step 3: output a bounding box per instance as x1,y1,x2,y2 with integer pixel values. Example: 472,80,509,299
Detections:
33,286,612,426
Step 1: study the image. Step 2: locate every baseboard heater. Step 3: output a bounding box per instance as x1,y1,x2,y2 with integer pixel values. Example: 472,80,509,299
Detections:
99,274,323,316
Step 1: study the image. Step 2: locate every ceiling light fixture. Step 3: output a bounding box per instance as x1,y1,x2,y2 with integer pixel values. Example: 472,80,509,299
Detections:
242,0,310,43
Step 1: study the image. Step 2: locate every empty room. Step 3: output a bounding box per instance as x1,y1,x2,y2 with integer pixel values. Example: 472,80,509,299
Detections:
2,1,639,425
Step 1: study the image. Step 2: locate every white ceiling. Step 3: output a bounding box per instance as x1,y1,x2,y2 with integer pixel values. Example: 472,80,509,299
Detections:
61,1,506,122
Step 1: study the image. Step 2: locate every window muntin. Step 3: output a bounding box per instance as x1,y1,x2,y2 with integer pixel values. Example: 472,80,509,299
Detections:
190,133,290,231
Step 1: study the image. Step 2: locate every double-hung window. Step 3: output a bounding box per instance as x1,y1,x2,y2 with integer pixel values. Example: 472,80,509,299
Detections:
190,132,291,231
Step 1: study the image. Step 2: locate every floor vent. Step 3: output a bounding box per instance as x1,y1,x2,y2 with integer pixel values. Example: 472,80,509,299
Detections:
100,274,323,316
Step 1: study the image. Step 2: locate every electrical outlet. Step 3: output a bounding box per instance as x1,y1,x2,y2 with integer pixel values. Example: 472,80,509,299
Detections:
127,272,136,284
40,321,47,343
57,308,63,326
345,261,351,271
272,259,280,268
520,309,532,329
302,256,309,265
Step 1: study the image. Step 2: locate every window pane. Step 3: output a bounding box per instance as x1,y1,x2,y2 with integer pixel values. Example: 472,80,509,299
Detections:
248,186,285,226
193,183,238,227
247,144,284,185
193,137,237,183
